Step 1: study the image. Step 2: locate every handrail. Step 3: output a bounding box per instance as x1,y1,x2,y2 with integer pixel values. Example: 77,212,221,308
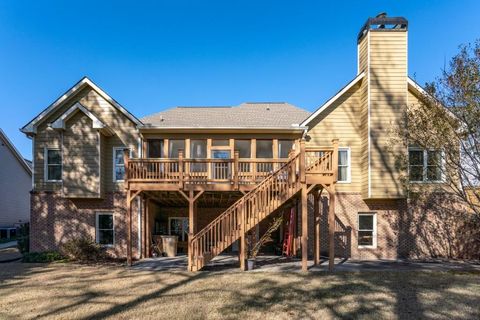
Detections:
191,153,300,241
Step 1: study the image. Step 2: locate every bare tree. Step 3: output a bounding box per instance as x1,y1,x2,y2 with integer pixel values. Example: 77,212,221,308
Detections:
397,40,480,216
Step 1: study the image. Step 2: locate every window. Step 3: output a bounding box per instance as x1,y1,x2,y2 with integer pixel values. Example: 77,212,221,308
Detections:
358,213,376,248
147,140,163,158
45,148,62,181
234,140,251,158
96,213,114,246
212,139,229,146
338,148,351,183
169,139,185,158
256,140,273,158
169,217,189,241
190,140,207,158
408,148,443,182
113,147,129,182
278,140,294,158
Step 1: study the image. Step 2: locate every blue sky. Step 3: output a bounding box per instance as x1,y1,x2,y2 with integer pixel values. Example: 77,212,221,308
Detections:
1,0,479,159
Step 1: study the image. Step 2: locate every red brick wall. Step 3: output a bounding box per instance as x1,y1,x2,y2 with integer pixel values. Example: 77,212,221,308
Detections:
309,192,480,260
30,191,140,259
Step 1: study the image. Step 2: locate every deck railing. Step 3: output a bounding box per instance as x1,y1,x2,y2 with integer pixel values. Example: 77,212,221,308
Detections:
126,157,288,186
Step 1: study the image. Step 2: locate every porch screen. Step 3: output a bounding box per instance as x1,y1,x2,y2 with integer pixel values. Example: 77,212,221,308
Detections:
169,140,185,158
256,140,273,172
148,140,163,158
190,139,207,172
234,140,251,158
278,140,294,158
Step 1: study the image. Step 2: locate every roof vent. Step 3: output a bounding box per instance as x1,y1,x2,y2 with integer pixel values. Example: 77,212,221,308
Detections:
266,107,270,111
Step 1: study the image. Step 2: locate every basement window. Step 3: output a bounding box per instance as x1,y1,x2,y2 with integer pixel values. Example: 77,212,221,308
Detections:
358,213,376,248
96,213,114,246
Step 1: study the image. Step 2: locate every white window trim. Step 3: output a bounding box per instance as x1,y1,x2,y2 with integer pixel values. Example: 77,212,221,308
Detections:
358,212,377,249
337,147,351,184
113,147,131,182
44,147,62,182
408,148,445,184
95,212,115,247
168,217,189,242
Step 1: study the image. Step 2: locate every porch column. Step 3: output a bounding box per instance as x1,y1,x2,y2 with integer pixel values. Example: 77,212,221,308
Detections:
126,189,132,266
328,189,336,272
301,185,308,272
184,190,203,272
145,197,151,258
314,188,321,265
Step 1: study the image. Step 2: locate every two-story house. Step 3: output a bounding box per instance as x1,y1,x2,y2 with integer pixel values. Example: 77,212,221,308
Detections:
21,14,476,271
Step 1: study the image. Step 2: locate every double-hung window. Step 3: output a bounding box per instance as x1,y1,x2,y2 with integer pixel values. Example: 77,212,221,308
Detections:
113,147,130,182
338,148,351,183
45,148,62,181
358,213,376,248
96,213,114,246
408,148,443,182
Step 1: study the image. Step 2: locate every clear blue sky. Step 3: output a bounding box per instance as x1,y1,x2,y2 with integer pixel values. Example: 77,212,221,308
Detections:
1,0,479,159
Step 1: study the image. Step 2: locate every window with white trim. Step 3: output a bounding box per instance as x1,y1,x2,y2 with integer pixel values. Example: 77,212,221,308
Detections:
408,148,443,182
45,148,62,181
358,213,376,248
338,148,350,183
96,213,114,245
113,147,129,182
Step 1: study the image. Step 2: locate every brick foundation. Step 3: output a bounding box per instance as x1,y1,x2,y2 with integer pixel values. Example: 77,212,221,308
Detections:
30,191,140,259
30,191,480,261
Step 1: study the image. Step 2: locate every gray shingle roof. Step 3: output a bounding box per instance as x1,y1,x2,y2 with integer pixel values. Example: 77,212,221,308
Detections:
141,102,310,129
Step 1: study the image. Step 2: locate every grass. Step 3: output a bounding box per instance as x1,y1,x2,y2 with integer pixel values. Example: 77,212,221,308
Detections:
0,263,479,320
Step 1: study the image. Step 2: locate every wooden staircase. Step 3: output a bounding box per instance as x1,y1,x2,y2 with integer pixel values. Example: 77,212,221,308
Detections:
189,145,336,271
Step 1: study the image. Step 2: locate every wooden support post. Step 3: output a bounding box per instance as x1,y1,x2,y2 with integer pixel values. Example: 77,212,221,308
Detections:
142,196,147,258
328,188,336,272
126,189,132,266
299,140,306,183
233,150,239,190
178,150,184,189
314,189,320,265
145,197,151,258
301,184,308,272
188,190,194,271
239,200,246,271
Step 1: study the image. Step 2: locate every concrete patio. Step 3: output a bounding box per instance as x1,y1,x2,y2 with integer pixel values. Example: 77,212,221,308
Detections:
132,254,480,272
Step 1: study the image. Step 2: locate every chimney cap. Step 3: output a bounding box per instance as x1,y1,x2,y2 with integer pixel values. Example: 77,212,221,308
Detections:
357,14,408,42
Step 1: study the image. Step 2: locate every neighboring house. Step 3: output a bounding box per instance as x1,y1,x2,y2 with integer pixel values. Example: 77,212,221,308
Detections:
0,129,32,238
21,14,479,270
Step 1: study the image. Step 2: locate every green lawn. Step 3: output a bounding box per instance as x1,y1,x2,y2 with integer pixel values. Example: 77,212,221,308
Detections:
0,262,478,319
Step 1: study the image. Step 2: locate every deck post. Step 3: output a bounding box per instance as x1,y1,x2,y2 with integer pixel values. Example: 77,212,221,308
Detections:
126,189,132,266
239,199,246,271
178,150,184,189
233,150,239,190
328,188,336,272
314,188,321,265
142,196,147,258
145,197,151,258
188,190,194,271
301,184,308,272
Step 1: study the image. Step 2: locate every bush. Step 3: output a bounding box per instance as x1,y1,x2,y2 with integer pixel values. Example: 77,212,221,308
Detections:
17,223,29,253
22,251,65,263
60,237,107,262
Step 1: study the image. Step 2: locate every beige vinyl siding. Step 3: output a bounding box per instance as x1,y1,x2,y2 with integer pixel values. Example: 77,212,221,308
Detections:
368,30,407,198
306,82,363,192
358,33,370,198
33,87,140,194
0,137,31,226
62,112,100,198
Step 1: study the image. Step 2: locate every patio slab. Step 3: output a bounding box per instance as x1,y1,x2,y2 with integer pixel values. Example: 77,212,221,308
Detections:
132,254,480,272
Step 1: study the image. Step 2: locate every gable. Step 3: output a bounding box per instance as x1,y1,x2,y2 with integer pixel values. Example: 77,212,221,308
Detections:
301,72,365,127
21,77,142,135
0,129,32,176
